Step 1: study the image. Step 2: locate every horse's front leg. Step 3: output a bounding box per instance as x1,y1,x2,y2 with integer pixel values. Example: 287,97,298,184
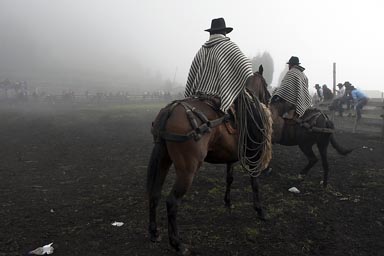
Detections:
224,163,234,208
250,176,266,220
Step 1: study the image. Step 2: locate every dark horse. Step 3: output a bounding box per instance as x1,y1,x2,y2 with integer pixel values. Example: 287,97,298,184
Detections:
256,68,353,187
147,66,272,255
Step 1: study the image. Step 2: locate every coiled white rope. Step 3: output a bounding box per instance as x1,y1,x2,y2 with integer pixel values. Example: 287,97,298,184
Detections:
237,90,272,177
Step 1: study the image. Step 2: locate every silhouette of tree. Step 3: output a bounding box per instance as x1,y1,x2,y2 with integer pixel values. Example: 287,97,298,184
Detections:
277,66,289,87
251,52,274,87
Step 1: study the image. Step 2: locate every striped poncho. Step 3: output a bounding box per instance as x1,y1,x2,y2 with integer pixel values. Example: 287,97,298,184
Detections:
272,66,312,117
185,35,253,112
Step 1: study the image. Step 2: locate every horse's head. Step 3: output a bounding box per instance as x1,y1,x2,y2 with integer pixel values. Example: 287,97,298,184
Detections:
247,65,271,105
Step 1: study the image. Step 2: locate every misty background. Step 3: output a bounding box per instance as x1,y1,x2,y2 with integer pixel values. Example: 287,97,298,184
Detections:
0,0,383,96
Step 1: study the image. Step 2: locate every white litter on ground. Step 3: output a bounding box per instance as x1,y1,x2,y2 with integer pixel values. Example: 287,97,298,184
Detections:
111,221,124,227
29,242,54,255
288,187,300,194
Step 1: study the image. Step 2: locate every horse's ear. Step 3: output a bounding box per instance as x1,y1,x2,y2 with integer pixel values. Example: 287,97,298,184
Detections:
259,65,264,76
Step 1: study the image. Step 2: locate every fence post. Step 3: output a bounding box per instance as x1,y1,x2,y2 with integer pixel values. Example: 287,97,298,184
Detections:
381,112,384,140
333,62,336,95
353,116,358,133
381,108,384,140
382,92,384,140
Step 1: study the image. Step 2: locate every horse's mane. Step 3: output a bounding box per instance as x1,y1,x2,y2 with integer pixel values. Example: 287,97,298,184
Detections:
251,66,271,104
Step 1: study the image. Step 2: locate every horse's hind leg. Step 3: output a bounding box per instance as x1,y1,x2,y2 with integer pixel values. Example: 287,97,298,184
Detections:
224,163,234,208
298,143,318,179
166,155,200,255
250,176,266,220
148,145,172,242
317,138,330,188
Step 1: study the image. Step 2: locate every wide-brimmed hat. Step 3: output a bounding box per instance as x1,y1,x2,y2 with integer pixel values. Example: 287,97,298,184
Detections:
343,81,351,86
337,83,343,87
287,56,301,65
205,18,233,34
314,84,320,88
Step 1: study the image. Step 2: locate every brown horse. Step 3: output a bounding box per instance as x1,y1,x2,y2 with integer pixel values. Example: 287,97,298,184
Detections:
147,66,272,255
269,99,353,187
251,67,353,187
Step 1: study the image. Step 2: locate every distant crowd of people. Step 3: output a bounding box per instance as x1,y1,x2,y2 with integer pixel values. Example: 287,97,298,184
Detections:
313,81,369,119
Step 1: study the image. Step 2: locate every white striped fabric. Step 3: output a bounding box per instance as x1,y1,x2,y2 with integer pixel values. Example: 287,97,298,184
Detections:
185,36,253,112
272,66,312,117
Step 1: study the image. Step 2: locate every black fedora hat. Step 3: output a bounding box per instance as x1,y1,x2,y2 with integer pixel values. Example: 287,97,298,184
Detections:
205,18,233,34
287,56,301,65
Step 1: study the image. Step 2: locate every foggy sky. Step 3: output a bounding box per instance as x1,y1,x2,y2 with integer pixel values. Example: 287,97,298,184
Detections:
0,0,383,94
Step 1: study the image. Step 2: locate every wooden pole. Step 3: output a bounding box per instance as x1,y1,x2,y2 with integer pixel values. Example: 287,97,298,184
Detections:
381,106,384,140
353,116,358,133
382,92,384,140
333,62,336,94
172,67,178,87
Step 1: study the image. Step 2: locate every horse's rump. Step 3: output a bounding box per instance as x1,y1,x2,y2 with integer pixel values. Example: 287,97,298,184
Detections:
270,97,333,131
151,97,229,143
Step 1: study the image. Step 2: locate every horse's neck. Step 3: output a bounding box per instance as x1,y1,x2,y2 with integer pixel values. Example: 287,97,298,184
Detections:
247,76,270,104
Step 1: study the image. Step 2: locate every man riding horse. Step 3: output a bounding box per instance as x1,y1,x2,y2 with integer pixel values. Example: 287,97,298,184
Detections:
185,18,270,171
270,56,312,142
147,18,273,254
266,58,352,186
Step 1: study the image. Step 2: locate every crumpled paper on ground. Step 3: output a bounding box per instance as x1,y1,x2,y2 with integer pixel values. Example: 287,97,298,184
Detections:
29,242,54,255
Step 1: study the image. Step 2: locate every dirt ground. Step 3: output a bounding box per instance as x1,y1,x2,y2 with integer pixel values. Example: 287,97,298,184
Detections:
0,102,383,256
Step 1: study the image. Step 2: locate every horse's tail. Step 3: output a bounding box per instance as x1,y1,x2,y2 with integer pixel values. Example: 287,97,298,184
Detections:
326,119,354,156
146,141,165,195
146,107,170,195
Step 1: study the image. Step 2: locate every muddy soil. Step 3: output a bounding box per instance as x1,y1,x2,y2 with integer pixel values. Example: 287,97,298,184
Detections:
0,103,383,256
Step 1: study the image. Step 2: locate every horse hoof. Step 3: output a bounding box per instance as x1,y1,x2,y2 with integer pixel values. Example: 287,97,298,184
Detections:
149,230,161,242
151,235,161,242
259,214,267,221
177,244,191,256
224,202,235,209
298,174,305,180
256,210,267,221
321,180,328,188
